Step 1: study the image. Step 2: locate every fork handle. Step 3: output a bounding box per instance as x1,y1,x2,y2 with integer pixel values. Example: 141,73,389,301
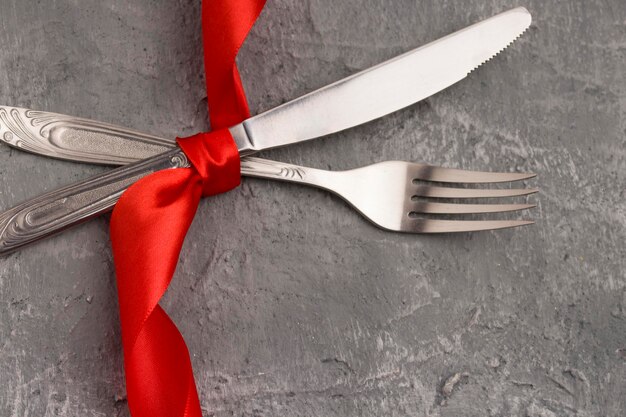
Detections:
0,148,188,254
0,154,333,254
241,157,335,189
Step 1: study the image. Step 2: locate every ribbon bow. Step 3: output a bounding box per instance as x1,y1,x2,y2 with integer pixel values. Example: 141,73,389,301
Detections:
110,1,266,416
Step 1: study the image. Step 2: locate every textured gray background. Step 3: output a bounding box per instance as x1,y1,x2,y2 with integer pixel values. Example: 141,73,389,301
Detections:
0,0,625,416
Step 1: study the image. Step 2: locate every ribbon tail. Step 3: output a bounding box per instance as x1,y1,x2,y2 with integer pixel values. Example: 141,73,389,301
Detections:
111,169,204,417
203,0,267,129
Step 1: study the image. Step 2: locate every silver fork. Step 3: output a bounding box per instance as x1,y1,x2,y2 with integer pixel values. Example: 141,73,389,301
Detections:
241,157,537,233
0,155,536,254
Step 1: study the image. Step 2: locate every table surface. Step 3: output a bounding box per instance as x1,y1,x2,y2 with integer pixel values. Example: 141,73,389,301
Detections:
0,1,624,416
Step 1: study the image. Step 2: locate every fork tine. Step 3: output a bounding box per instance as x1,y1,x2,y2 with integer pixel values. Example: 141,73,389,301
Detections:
411,163,536,183
414,185,539,199
405,219,535,233
409,202,536,214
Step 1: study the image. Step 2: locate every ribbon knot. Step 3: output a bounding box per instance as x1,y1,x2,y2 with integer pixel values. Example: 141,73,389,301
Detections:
177,130,241,197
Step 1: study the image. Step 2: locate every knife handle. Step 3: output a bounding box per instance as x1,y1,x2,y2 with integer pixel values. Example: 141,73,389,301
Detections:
0,148,189,254
0,106,176,165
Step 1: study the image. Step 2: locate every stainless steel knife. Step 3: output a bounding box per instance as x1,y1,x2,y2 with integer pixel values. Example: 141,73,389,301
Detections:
0,7,531,253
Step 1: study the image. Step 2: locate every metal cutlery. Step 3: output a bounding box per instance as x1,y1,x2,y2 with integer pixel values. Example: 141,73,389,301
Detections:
0,8,534,252
0,155,536,253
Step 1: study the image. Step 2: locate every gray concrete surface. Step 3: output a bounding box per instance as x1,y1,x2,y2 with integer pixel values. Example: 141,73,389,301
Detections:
0,0,624,416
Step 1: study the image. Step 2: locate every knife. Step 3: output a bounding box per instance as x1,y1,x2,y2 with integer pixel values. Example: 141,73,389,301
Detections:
0,7,531,253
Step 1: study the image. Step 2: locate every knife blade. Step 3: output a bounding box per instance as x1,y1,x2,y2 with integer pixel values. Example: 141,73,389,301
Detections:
0,7,531,165
0,7,531,253
234,7,531,154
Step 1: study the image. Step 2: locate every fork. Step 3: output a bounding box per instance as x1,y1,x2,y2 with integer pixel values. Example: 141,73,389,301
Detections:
240,157,537,233
0,155,536,254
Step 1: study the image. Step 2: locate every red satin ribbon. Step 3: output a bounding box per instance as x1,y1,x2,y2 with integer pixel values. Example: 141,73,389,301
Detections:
110,1,266,416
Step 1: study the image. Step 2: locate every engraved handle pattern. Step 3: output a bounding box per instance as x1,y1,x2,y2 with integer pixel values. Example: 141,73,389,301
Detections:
0,106,176,165
241,157,308,180
0,149,189,254
240,157,337,191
